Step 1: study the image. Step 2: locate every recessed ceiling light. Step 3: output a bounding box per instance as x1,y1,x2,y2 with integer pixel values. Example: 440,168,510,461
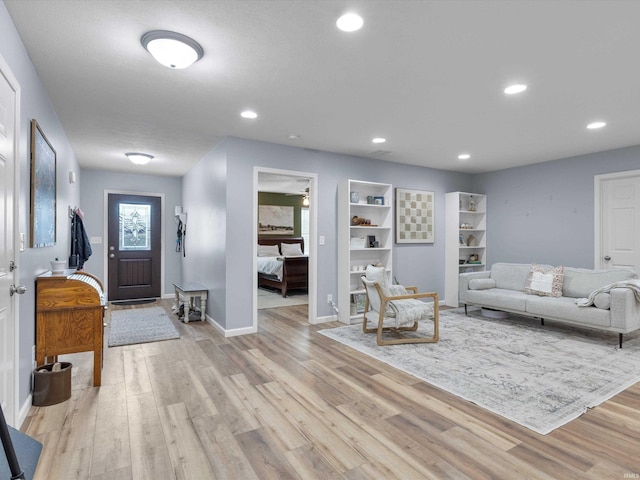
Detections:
241,110,258,119
287,134,300,139
336,13,364,32
587,121,606,129
372,137,386,144
504,84,527,95
141,30,203,69
458,153,471,160
125,152,154,165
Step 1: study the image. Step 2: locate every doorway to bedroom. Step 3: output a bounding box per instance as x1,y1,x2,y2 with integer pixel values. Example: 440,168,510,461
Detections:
254,168,317,327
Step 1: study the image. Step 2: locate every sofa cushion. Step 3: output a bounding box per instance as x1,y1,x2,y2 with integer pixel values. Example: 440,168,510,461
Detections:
469,278,496,290
525,295,611,327
562,267,638,298
524,264,564,297
490,263,552,291
466,288,528,311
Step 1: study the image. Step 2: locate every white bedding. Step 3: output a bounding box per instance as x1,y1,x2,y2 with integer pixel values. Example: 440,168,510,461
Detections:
257,256,284,280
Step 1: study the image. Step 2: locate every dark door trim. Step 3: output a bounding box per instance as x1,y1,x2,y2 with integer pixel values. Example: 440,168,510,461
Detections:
103,190,165,301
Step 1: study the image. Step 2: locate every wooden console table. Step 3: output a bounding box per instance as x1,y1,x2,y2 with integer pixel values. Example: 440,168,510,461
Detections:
173,282,208,323
35,270,106,387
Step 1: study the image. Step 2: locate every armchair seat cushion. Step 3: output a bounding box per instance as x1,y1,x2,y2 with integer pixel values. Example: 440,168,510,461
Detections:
387,299,434,326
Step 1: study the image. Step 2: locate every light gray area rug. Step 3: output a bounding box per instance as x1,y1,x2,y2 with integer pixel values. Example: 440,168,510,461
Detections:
108,307,180,347
320,308,640,434
257,288,308,309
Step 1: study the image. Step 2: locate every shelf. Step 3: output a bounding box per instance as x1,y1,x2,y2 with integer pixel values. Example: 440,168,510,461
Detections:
340,179,393,324
351,226,390,229
351,203,391,208
446,191,487,307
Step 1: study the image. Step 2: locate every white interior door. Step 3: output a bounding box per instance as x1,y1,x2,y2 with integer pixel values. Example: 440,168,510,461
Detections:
597,171,640,272
0,55,20,425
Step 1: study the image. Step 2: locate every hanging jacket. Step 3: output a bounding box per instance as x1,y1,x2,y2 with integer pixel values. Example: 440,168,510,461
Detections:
71,212,92,269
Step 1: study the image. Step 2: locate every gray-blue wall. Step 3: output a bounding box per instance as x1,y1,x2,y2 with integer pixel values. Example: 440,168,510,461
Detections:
1,2,82,417
79,169,183,296
182,140,228,324
473,145,640,268
183,136,472,330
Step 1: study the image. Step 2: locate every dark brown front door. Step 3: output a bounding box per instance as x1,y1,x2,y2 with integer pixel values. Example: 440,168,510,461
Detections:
107,193,161,301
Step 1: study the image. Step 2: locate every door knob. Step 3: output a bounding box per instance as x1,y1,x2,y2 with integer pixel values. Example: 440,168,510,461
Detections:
604,255,611,261
109,253,115,258
10,284,26,296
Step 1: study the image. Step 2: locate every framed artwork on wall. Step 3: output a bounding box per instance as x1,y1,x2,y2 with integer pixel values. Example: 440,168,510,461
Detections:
395,187,434,244
30,119,57,248
258,205,294,235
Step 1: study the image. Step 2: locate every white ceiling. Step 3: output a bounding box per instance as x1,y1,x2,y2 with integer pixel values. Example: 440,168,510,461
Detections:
5,0,640,177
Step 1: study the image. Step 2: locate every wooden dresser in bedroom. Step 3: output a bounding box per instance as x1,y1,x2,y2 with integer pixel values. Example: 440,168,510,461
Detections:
35,270,106,387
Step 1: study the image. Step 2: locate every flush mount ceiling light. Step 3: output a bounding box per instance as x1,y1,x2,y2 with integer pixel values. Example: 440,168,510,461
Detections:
241,110,258,119
458,153,471,160
125,152,154,165
336,13,364,32
372,137,386,144
504,84,527,95
141,30,204,69
587,121,607,129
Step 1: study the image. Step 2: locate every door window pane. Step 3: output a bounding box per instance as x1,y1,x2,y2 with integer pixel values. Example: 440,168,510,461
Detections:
119,203,151,251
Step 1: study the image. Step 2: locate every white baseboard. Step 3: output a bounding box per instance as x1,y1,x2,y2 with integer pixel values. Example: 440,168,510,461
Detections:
17,394,33,429
313,314,337,324
205,315,258,337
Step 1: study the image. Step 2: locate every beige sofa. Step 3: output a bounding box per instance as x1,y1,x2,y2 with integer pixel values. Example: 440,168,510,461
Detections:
459,263,640,347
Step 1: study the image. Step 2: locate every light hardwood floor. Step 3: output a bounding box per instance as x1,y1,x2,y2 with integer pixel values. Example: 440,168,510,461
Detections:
21,300,640,479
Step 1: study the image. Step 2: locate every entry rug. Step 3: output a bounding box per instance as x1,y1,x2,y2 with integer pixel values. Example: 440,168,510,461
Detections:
108,306,180,347
320,308,640,435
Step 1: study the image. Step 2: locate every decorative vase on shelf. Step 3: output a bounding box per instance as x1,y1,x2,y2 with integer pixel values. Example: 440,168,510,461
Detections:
466,235,477,247
468,196,476,212
350,191,359,203
50,258,66,274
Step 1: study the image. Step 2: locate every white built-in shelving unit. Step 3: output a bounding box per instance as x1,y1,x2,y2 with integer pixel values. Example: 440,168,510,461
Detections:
338,180,393,324
445,192,487,307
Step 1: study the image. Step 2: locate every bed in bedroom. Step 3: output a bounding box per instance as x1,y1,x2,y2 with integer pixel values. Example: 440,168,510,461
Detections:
257,237,308,297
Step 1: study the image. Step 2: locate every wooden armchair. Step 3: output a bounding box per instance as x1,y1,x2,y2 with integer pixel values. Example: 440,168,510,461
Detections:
360,266,439,346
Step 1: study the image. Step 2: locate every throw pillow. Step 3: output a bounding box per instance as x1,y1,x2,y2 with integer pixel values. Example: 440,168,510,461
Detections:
524,264,564,297
281,242,303,256
365,265,390,294
257,244,280,257
593,292,611,310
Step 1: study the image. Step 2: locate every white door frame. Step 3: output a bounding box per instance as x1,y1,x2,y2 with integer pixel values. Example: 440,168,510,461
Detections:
103,190,165,300
0,53,21,426
253,167,318,329
594,168,640,269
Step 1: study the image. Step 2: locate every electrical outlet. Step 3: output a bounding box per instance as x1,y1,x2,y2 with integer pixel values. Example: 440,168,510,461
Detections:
327,294,333,304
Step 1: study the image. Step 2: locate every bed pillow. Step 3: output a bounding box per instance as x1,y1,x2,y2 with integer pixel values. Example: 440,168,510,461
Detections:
524,264,564,297
257,244,280,257
281,242,303,256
